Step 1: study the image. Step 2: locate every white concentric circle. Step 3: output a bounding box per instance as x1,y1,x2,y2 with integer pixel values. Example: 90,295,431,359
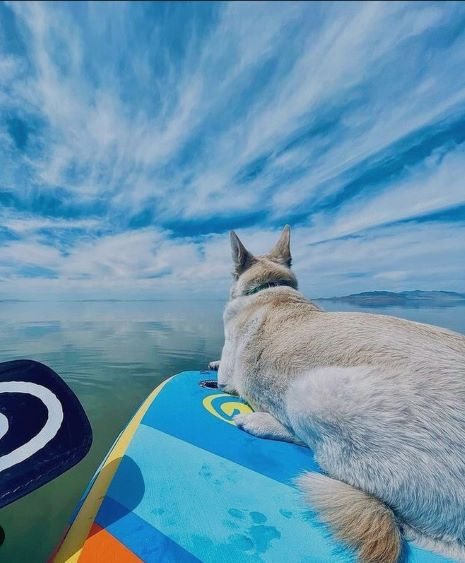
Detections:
0,412,8,441
0,381,64,472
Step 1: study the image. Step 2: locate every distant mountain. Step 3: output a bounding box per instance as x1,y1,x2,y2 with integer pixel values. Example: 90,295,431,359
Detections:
316,290,465,308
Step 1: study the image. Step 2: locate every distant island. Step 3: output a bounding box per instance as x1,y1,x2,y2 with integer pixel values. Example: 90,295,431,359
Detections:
316,290,465,308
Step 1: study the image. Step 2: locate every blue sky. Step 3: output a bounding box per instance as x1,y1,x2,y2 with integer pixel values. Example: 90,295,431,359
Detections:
1,1,465,300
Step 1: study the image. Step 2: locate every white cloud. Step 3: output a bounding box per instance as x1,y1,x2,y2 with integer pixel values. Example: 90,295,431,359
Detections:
1,2,465,299
302,146,465,242
2,215,100,234
0,217,464,300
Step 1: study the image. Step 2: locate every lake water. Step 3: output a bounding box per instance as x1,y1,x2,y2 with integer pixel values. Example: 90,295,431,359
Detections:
0,299,464,562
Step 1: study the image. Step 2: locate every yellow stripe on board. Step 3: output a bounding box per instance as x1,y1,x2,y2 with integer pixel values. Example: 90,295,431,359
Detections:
53,376,173,563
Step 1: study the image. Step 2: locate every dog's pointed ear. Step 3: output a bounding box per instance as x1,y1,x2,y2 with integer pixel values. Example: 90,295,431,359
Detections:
230,231,255,277
269,225,292,267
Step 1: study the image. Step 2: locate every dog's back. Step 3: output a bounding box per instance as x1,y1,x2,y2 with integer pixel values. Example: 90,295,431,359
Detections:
238,293,465,558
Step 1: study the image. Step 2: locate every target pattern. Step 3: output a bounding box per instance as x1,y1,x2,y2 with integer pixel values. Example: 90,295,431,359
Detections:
0,360,92,509
0,381,64,472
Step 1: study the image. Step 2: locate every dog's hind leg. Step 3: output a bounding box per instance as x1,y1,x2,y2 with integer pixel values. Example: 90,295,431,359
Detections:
234,412,306,445
402,525,465,562
297,472,401,563
286,366,405,562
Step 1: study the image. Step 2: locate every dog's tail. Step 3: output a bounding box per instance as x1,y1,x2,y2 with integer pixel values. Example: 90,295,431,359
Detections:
296,472,401,563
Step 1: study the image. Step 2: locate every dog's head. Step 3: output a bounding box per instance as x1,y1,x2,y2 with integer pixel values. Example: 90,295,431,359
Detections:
229,225,298,299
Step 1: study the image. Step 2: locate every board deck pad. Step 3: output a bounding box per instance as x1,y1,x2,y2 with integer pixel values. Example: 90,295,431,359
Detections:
53,372,454,562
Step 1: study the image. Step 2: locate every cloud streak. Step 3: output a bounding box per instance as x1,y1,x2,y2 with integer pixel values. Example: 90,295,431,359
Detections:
0,1,464,299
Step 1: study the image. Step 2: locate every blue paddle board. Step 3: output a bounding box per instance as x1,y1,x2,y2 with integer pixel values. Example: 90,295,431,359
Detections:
52,371,454,562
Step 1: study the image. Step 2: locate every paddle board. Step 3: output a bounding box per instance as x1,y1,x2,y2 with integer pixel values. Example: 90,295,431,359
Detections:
51,371,453,562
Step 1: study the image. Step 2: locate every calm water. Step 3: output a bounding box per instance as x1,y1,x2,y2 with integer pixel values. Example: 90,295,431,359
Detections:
0,299,464,562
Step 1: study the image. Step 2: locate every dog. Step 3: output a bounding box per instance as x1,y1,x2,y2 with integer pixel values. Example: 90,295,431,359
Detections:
209,226,465,562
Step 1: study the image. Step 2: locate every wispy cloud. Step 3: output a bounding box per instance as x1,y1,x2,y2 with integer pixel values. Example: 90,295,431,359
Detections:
1,1,464,299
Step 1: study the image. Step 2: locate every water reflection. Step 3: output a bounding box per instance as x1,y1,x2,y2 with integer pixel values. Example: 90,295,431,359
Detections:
0,299,463,562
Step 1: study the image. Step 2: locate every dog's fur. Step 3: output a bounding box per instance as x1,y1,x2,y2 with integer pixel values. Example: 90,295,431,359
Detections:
210,226,465,562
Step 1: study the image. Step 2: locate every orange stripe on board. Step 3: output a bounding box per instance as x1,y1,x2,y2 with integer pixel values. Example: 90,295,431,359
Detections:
78,524,141,563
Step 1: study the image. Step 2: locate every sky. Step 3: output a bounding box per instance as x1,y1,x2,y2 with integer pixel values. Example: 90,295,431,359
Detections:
1,1,465,300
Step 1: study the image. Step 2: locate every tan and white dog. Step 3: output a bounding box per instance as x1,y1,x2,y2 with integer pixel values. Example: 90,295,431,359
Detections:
209,226,465,563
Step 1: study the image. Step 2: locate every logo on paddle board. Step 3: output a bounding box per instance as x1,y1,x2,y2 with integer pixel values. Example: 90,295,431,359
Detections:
202,393,253,425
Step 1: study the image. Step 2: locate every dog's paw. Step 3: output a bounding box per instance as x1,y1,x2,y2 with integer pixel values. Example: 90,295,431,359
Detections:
233,412,271,438
234,412,307,445
233,413,257,434
208,360,221,371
